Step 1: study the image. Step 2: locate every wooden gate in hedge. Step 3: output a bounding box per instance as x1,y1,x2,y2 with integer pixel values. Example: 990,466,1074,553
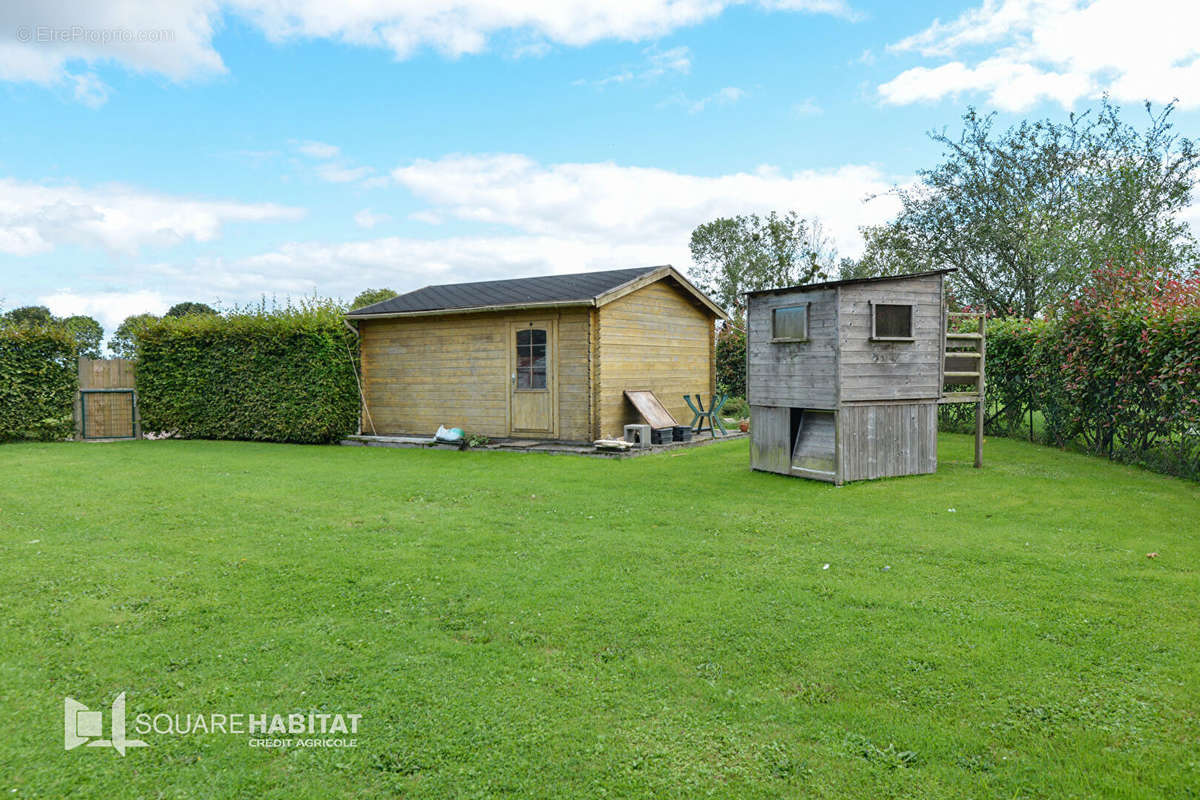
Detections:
75,358,140,440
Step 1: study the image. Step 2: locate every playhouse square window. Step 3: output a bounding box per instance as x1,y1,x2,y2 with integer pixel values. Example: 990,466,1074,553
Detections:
772,305,808,341
872,303,914,340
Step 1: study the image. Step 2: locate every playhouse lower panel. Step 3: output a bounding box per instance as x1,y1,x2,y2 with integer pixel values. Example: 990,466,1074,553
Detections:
750,402,938,483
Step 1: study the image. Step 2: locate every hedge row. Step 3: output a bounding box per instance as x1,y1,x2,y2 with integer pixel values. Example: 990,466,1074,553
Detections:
133,304,360,444
963,268,1200,480
0,324,77,442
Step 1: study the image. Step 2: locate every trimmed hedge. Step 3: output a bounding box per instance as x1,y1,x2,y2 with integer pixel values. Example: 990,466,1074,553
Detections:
0,324,77,442
134,304,359,444
953,268,1200,480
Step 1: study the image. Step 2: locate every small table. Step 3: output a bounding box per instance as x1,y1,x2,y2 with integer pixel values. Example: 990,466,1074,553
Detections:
685,393,728,438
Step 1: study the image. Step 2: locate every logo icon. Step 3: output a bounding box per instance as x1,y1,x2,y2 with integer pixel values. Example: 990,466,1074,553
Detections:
64,693,148,755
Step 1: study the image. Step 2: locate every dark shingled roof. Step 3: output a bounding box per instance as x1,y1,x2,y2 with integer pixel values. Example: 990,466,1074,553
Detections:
348,266,665,316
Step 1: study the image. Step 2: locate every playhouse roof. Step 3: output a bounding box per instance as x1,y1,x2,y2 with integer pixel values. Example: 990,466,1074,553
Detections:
744,268,956,298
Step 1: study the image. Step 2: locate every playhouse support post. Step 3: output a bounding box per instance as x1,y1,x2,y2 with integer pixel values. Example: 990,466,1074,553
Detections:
974,399,984,468
974,309,986,468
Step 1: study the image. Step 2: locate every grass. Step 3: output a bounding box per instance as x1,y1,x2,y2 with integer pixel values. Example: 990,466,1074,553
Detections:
1,435,1197,798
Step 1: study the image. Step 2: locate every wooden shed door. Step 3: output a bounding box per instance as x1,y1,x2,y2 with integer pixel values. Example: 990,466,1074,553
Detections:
508,320,556,436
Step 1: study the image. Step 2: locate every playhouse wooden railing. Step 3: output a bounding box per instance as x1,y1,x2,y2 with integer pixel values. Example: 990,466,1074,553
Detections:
939,311,986,468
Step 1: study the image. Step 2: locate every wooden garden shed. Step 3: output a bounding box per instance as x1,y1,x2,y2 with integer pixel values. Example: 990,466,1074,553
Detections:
746,268,983,484
346,266,727,442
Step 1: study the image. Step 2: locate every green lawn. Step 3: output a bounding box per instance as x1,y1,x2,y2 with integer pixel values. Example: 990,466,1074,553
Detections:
1,436,1197,798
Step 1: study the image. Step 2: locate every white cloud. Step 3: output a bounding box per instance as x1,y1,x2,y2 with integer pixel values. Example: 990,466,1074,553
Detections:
1,1,855,103
70,72,111,107
581,44,693,86
879,0,1200,110
316,164,376,183
0,3,225,104
387,153,900,258
39,289,172,332
688,86,745,113
354,208,391,228
232,235,689,300
197,150,900,298
0,178,303,256
793,97,822,116
294,140,340,159
10,154,900,315
645,45,692,77
660,86,746,113
230,0,854,58
293,140,376,183
408,210,443,224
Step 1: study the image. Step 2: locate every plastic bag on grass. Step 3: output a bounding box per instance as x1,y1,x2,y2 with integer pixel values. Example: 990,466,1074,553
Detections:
435,425,464,443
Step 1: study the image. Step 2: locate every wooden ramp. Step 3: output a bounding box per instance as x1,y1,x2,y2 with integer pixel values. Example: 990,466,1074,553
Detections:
623,390,678,429
790,409,836,477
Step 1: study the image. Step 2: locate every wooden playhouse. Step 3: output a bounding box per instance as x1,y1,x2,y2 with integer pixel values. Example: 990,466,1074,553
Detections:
745,269,984,484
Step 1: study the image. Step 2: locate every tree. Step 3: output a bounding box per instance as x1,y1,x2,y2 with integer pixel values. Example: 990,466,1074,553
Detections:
3,305,54,326
839,224,931,280
165,302,217,317
688,212,835,316
868,99,1200,317
1,307,102,357
109,314,158,359
352,288,398,310
61,315,104,359
714,323,746,398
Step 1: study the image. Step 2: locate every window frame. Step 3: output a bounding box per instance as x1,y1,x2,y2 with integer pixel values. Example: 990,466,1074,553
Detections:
770,303,809,343
869,301,916,342
514,326,549,391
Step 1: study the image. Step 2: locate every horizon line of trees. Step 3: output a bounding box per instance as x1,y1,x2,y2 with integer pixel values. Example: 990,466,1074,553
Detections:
0,301,219,359
2,289,402,360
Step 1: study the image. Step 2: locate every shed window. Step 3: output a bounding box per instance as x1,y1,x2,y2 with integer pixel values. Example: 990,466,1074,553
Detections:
772,305,808,341
516,328,547,389
871,303,914,340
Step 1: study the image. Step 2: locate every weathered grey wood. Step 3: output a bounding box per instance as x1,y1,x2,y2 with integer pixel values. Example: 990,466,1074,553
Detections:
745,271,948,483
837,274,943,402
791,410,836,473
747,288,838,408
836,402,937,482
749,405,791,475
623,390,678,429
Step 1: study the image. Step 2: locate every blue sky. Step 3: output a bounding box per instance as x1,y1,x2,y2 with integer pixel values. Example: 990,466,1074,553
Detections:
1,0,1198,333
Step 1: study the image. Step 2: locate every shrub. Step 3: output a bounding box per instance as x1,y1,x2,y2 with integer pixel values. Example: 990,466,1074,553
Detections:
980,317,1050,436
134,301,359,444
715,323,746,399
721,396,750,420
1049,266,1199,465
970,263,1200,480
0,323,77,442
